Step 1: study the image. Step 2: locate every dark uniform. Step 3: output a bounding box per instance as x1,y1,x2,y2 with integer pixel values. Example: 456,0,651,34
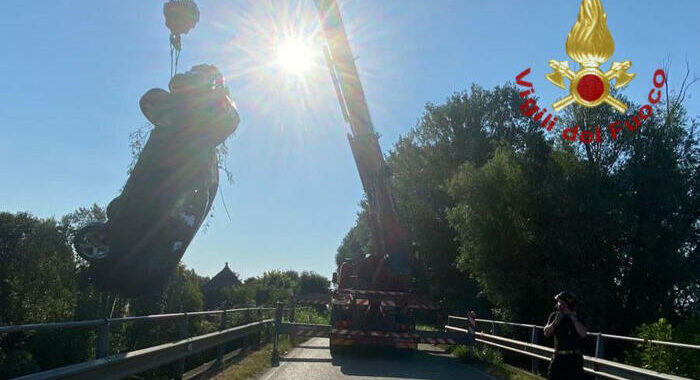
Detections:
547,312,585,380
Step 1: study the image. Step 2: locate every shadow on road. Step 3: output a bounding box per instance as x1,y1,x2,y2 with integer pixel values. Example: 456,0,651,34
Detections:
331,348,468,379
266,339,489,380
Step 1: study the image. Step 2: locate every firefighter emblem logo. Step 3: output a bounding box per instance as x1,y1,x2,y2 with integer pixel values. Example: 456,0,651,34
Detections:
546,0,635,113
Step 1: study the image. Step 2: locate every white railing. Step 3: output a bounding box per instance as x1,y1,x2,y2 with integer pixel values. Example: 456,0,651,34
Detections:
447,316,697,380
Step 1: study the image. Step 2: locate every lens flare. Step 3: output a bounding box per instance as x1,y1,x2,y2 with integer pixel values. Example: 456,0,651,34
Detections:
204,0,387,141
276,38,314,76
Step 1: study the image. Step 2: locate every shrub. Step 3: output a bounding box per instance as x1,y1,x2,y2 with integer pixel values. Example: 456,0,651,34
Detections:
625,317,699,378
450,344,503,365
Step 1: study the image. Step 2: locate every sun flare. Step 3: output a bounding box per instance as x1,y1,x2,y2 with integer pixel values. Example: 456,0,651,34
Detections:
276,38,314,76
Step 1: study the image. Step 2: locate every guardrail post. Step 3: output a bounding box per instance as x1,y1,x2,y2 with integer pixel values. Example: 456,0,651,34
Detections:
271,302,283,366
531,326,539,374
243,308,252,348
256,308,264,348
490,321,500,354
264,308,271,344
96,318,110,358
289,302,296,346
594,333,604,379
173,313,189,380
215,310,227,370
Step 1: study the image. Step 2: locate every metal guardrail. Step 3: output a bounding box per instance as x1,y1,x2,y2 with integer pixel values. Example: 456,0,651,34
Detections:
459,317,700,351
10,309,692,379
0,307,276,334
14,319,273,380
447,316,695,380
1,307,276,379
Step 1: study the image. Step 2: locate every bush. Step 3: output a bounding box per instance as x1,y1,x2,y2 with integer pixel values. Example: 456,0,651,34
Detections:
675,317,700,377
450,344,503,365
292,308,329,325
625,317,700,378
0,348,38,378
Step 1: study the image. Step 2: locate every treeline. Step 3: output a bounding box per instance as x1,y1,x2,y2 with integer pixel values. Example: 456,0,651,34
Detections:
337,82,699,375
0,207,329,378
208,269,330,309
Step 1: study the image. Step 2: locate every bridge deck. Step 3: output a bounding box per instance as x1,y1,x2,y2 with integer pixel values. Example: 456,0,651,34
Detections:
258,337,494,380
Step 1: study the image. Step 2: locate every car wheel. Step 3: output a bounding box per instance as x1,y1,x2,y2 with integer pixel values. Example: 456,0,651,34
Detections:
73,222,111,262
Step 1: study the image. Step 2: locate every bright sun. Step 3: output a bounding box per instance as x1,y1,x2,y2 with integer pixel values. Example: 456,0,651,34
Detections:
276,38,314,76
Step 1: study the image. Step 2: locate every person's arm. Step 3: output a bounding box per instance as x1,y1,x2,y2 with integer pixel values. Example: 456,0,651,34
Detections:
568,313,587,338
543,312,562,337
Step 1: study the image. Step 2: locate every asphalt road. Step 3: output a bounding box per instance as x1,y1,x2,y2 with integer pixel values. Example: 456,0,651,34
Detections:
259,338,496,380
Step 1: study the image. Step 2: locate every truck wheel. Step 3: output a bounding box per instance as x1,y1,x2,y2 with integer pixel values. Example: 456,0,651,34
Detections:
73,223,111,262
330,344,346,358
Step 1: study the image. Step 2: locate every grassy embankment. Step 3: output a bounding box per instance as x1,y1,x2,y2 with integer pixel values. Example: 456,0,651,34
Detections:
212,337,292,380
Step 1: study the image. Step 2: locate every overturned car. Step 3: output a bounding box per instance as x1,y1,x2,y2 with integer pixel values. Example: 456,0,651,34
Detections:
73,64,239,296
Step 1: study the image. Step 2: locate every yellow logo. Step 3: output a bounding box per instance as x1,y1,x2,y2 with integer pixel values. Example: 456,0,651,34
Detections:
546,0,635,113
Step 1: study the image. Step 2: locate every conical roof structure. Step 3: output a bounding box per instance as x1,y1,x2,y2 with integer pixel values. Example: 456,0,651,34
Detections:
202,262,241,295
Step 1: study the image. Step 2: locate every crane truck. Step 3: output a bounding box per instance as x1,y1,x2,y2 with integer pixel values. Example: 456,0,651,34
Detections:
313,0,441,354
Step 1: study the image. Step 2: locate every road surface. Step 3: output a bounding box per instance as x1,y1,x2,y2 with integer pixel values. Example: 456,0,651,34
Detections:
259,338,496,380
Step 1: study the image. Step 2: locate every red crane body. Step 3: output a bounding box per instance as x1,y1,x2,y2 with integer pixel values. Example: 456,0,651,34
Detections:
315,0,410,291
314,0,426,353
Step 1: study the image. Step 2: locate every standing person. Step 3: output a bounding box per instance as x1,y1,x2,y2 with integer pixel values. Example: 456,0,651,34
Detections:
543,290,587,380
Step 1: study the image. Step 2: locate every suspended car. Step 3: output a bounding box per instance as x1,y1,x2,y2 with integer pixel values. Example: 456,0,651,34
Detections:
74,65,239,296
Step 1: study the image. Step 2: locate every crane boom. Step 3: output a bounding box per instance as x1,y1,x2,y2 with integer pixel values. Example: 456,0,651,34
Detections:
311,3,450,353
315,0,409,287
315,0,372,137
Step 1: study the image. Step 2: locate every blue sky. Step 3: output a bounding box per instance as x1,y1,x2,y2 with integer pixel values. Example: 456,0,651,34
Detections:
1,1,698,280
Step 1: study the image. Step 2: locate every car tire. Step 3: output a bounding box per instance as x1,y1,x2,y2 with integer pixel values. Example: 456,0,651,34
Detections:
73,222,111,262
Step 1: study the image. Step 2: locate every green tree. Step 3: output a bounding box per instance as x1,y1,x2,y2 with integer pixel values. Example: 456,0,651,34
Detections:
447,142,623,325
246,270,298,306
297,271,330,295
0,212,77,325
220,285,255,308
0,212,78,377
446,88,698,330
